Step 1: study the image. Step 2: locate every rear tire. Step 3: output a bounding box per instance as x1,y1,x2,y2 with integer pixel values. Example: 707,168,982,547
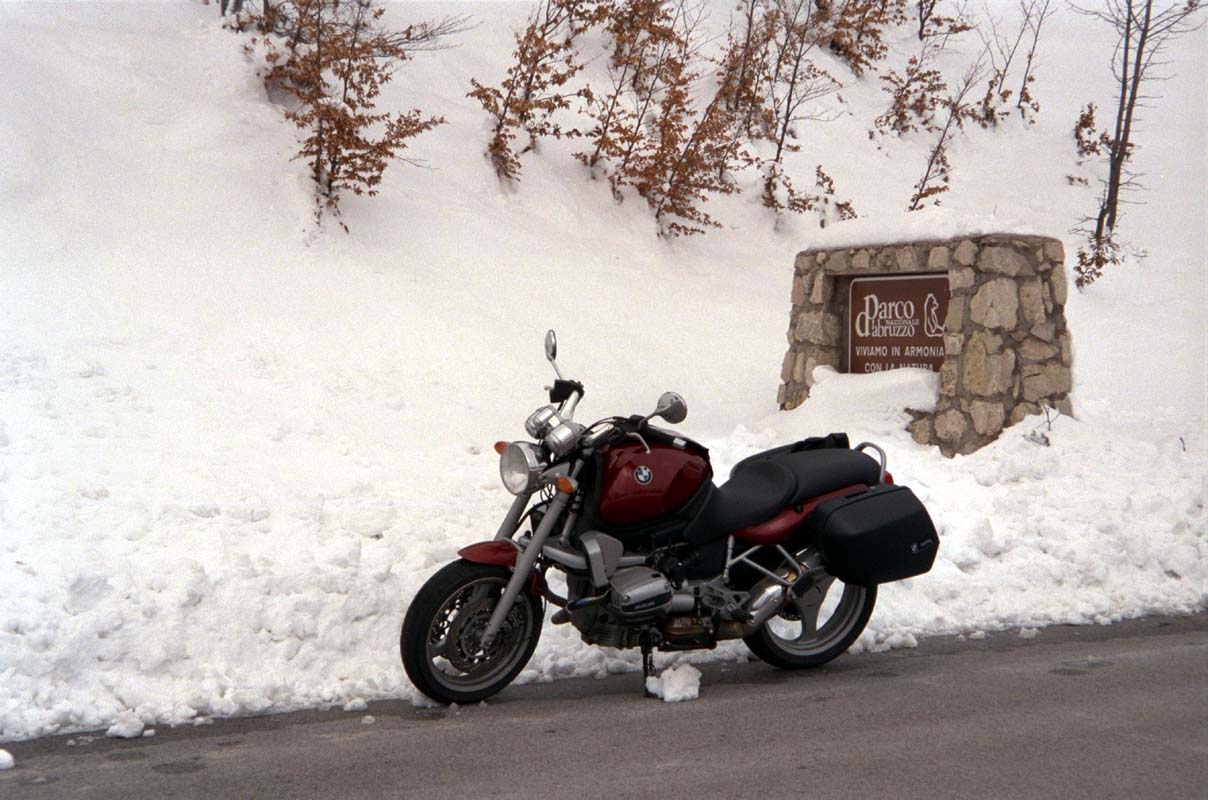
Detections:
744,580,876,669
401,560,543,705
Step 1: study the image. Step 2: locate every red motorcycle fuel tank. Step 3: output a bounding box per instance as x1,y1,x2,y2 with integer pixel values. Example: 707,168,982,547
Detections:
596,441,710,526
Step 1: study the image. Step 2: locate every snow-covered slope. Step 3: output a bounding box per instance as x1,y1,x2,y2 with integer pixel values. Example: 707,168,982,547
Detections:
0,1,1204,740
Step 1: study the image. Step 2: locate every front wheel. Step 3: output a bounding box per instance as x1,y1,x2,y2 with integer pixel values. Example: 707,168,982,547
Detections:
743,575,876,669
401,560,543,704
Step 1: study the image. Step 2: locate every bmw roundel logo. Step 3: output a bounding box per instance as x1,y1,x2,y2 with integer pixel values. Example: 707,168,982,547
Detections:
633,466,653,485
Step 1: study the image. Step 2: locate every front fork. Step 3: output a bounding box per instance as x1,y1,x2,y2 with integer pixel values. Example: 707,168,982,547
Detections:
479,470,577,649
493,492,532,542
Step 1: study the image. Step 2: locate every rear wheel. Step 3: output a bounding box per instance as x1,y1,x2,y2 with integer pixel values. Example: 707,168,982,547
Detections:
401,560,543,704
743,570,876,670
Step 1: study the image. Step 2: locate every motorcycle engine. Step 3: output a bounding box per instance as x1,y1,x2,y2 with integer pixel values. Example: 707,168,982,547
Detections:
566,568,674,648
605,567,673,623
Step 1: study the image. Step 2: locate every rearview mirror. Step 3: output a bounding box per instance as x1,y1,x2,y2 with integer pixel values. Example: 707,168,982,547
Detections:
544,329,565,380
652,391,687,425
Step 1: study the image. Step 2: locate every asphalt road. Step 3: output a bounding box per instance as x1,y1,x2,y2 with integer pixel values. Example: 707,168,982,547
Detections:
3,614,1205,800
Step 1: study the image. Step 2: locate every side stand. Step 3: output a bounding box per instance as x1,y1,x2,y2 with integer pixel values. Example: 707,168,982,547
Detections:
640,629,660,699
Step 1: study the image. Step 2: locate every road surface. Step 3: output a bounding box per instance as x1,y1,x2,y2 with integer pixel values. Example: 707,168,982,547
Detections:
2,614,1205,799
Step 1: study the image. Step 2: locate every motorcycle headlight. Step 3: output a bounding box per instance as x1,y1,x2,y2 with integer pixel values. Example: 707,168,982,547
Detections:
500,442,542,495
524,405,561,439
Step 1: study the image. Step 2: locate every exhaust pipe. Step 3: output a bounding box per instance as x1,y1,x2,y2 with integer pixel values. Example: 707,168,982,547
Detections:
740,576,791,635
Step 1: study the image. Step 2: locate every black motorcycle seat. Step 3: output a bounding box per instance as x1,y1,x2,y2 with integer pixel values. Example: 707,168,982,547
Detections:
747,448,882,508
682,460,796,545
682,448,881,545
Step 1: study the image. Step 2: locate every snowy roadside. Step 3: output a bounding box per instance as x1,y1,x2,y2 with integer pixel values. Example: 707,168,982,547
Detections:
2,364,1202,741
1,1,1204,742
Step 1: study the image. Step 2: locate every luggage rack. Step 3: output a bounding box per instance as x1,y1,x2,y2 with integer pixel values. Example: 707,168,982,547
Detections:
854,442,887,483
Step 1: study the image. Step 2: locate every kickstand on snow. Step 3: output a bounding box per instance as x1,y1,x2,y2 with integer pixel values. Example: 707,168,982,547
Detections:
640,630,660,698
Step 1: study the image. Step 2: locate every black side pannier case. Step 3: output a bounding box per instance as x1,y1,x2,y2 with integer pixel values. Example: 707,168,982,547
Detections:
807,484,939,585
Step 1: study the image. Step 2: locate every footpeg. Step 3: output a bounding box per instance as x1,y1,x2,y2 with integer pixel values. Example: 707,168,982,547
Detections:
729,607,755,623
551,608,572,625
566,593,607,611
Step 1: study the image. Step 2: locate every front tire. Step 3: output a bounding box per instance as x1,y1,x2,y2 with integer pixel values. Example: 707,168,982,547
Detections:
401,560,543,704
744,577,876,669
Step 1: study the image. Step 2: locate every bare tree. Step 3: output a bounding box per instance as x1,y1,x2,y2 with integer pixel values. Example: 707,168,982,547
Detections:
917,0,939,38
906,59,984,210
1070,0,1204,286
758,0,846,217
916,0,972,40
975,0,1053,126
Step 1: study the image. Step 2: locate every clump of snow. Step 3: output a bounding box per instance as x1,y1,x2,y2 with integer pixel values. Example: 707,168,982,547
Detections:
409,694,441,710
1019,627,1040,640
105,711,145,739
142,729,157,738
342,698,368,712
0,749,14,770
361,715,375,725
645,663,702,703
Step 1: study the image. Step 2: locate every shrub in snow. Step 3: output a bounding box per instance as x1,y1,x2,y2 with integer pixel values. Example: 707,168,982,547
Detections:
586,1,747,236
247,0,454,226
875,46,948,138
620,44,741,238
573,0,689,189
469,0,596,183
480,0,856,235
825,0,907,77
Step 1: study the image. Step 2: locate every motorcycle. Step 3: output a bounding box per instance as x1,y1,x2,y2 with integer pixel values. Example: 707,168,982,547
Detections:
401,331,940,704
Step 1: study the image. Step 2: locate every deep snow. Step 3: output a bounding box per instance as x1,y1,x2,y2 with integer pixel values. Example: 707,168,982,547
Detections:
0,1,1204,741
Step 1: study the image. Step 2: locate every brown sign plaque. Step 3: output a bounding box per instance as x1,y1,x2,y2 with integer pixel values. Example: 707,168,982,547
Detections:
847,274,949,374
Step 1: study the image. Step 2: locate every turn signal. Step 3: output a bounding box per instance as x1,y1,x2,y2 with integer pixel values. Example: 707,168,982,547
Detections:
494,441,509,455
555,476,577,494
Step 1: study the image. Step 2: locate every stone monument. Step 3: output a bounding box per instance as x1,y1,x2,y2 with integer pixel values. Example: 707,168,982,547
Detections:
778,232,1073,457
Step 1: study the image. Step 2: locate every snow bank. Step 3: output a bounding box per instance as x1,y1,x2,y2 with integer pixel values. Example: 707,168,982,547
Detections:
0,2,1203,741
792,207,1065,253
645,663,702,703
715,374,1207,648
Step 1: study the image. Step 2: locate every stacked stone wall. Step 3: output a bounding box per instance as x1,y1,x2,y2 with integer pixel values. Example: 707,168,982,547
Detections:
778,233,1073,457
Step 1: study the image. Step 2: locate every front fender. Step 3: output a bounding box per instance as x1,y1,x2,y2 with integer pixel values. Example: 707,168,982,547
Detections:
457,541,547,597
458,540,519,567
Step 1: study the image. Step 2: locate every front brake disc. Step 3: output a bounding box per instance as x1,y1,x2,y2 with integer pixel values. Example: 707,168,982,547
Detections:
445,597,524,674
